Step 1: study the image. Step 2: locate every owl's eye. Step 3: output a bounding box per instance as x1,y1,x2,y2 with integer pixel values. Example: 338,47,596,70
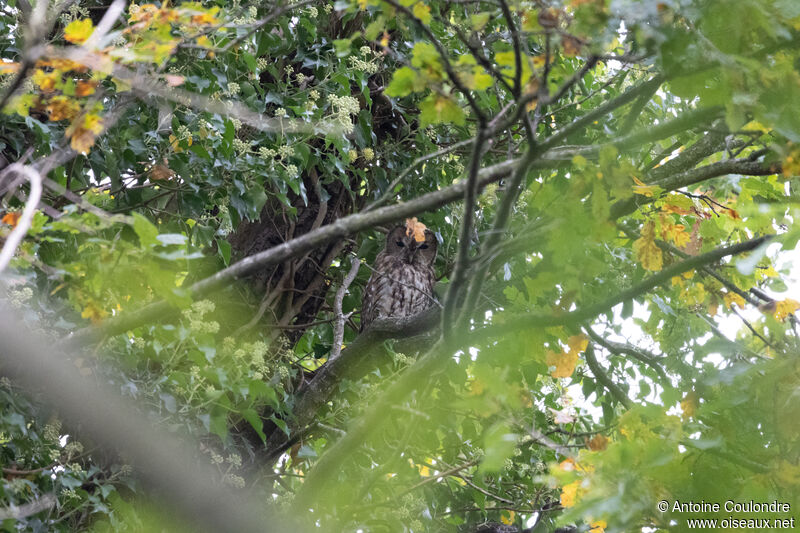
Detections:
396,240,405,247
419,244,429,249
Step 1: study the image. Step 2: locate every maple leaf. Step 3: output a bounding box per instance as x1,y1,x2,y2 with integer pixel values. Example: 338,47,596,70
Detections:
773,299,800,321
586,434,609,451
633,221,663,271
404,217,427,242
64,18,94,44
1,211,21,227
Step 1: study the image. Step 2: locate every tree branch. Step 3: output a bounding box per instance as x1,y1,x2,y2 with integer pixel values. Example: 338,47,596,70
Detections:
329,255,360,362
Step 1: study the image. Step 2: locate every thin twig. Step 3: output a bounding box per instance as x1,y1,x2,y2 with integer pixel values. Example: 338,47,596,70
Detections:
329,256,360,361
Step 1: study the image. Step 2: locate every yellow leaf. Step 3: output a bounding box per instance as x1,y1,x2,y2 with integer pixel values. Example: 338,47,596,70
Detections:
32,69,59,93
196,35,212,48
680,391,698,419
66,113,104,154
500,510,515,525
468,378,485,396
412,2,431,24
774,299,800,321
560,480,580,508
405,217,427,242
633,221,663,271
81,301,108,325
46,95,80,121
547,349,578,378
589,519,607,533
661,221,690,248
632,176,658,197
723,291,746,310
64,18,94,45
567,334,588,354
774,460,800,488
417,464,430,477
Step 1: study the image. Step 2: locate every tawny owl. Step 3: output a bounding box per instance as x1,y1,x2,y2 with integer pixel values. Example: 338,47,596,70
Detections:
360,226,438,331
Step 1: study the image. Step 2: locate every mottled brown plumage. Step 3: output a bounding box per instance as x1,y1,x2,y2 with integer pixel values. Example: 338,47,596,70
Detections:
360,226,438,331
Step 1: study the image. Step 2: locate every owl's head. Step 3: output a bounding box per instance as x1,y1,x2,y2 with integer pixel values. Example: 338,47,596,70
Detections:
384,225,438,266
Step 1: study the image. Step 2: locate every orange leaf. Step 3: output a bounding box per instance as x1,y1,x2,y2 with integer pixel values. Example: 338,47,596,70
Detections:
404,217,427,242
1,212,21,227
586,434,609,451
0,62,20,74
75,80,97,97
46,95,80,121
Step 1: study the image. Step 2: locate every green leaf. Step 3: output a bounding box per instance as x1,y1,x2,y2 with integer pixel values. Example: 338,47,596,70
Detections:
480,422,517,472
242,408,266,442
132,213,159,248
419,93,465,126
385,67,420,98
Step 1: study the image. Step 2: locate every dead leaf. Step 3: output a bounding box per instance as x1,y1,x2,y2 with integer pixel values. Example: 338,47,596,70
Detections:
405,217,427,242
